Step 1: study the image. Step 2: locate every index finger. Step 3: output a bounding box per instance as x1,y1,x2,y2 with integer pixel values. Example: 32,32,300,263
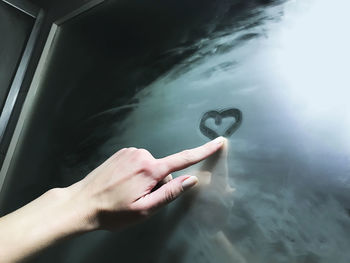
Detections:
158,137,226,175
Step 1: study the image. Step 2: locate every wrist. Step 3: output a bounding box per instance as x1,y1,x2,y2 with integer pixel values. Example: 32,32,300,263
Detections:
60,183,99,233
0,185,99,262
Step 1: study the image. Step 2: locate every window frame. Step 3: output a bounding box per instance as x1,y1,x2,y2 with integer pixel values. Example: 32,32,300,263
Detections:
0,0,105,193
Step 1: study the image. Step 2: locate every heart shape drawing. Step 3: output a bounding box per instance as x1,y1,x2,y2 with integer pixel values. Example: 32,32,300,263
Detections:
200,108,242,140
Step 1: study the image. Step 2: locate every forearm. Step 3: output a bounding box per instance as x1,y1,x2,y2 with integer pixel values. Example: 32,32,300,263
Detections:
0,186,95,262
0,138,224,262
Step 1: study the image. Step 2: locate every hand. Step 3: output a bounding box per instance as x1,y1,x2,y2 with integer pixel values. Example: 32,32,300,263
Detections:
68,136,226,230
0,138,226,262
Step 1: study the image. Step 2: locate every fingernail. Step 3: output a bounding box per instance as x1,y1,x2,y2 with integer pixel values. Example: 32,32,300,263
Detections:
182,176,198,190
212,136,225,145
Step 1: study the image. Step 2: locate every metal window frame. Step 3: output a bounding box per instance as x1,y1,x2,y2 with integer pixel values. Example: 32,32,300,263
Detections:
0,1,43,146
0,0,44,189
0,0,106,193
2,0,39,18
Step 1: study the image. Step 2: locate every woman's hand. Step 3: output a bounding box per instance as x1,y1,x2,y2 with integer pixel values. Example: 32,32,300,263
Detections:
69,136,226,230
0,137,225,262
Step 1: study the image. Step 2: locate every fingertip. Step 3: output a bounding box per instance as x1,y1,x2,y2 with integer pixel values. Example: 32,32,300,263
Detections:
221,137,229,149
181,176,198,190
212,136,225,145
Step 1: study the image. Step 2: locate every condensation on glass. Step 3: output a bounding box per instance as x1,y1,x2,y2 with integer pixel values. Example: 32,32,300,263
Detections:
2,0,350,262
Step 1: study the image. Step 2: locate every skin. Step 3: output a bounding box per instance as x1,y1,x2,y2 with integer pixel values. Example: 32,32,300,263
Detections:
0,137,225,263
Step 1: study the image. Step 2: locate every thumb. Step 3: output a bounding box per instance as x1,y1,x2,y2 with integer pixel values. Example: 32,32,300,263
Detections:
134,175,198,211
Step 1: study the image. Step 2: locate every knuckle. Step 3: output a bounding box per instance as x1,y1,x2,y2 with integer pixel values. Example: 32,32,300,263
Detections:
140,160,155,175
118,147,137,154
134,149,156,175
136,148,151,157
164,188,177,203
127,147,137,151
117,147,127,154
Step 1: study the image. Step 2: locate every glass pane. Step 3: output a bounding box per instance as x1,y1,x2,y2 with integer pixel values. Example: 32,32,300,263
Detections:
2,0,350,262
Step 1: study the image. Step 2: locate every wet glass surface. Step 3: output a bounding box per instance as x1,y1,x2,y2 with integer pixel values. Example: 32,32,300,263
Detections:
2,0,350,262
